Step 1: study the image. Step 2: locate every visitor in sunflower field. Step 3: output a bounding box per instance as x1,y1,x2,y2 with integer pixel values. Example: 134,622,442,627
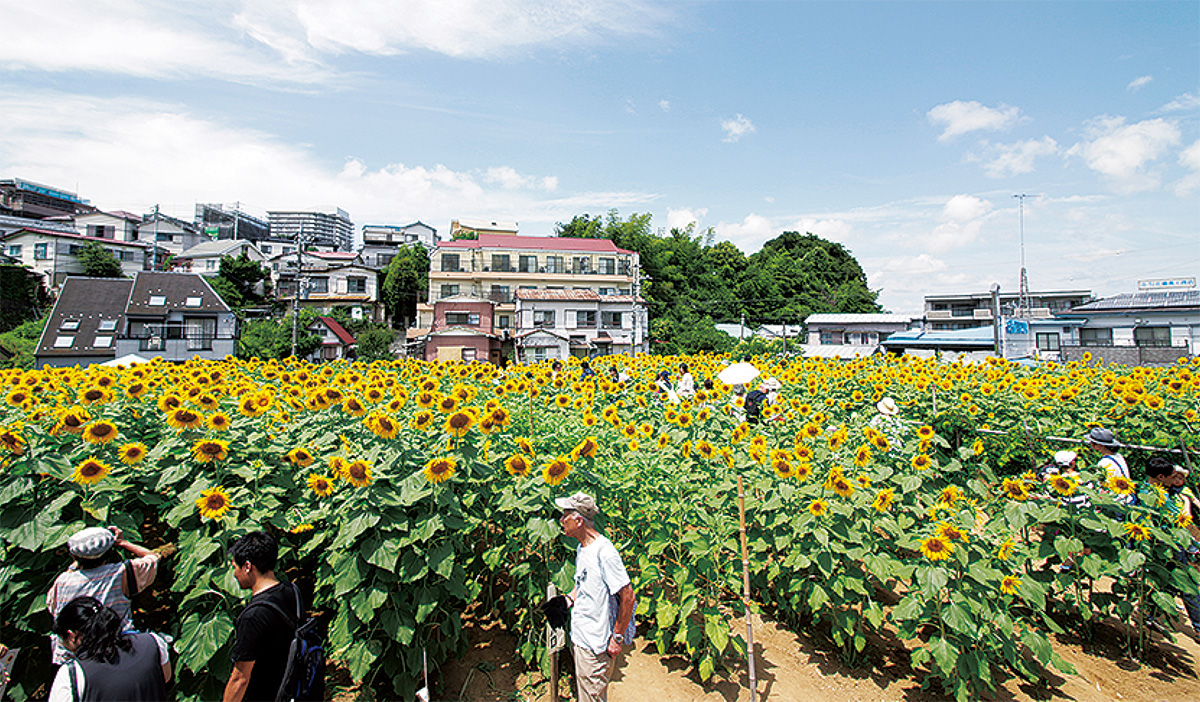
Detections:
1139,457,1200,636
554,492,634,702
223,531,298,702
676,363,695,399
868,397,906,445
1166,466,1200,524
47,526,161,666
48,596,172,702
1085,427,1133,506
580,360,596,379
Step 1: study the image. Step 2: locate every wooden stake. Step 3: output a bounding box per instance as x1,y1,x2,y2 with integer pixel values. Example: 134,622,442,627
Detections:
737,475,758,702
547,583,559,702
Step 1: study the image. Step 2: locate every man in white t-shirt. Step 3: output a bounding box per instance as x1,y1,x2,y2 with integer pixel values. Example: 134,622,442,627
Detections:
1086,427,1133,505
555,492,634,702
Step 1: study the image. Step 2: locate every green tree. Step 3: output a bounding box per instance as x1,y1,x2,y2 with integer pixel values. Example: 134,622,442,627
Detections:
76,242,123,278
380,245,429,330
237,314,321,360
209,253,272,311
0,266,50,333
355,328,396,361
0,316,48,369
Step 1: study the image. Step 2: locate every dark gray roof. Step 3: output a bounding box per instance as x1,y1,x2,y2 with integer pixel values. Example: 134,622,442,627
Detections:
126,271,231,315
36,277,133,358
1067,291,1200,313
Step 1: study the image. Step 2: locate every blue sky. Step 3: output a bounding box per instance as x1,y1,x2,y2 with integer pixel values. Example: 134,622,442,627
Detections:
1,1,1196,314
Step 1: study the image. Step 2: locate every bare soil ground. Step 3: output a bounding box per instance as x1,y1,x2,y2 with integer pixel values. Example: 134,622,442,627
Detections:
395,609,1200,702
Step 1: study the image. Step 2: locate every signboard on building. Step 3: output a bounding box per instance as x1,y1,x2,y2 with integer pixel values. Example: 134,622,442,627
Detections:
1138,277,1196,290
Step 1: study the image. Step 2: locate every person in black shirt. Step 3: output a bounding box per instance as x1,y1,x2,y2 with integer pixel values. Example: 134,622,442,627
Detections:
223,531,296,702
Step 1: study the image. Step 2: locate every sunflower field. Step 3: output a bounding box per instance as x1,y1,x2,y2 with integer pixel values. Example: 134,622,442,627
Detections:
0,353,1198,701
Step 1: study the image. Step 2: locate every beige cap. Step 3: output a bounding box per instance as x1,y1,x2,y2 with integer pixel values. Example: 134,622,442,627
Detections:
555,492,599,519
876,397,899,416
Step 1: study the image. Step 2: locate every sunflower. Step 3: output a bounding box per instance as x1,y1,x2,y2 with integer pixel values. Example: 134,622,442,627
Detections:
364,412,399,440
208,412,232,431
920,535,954,561
1048,474,1078,497
1000,575,1021,595
289,523,314,534
504,454,531,478
0,427,27,456
424,456,456,484
78,386,112,405
341,397,368,418
516,437,534,456
55,407,91,434
996,539,1015,561
437,395,459,414
794,462,813,482
972,439,984,456
871,488,895,512
772,457,795,479
831,476,855,498
1001,478,1029,501
938,485,964,506
543,455,572,486
1124,522,1151,542
192,438,230,463
696,441,716,460
916,425,935,440
871,434,890,452
195,486,232,520
166,407,205,431
307,473,336,497
1105,474,1135,496
910,454,933,471
489,407,511,428
827,431,847,451
345,460,373,487
572,436,600,460
444,409,476,438
5,389,29,407
808,499,829,517
286,447,316,468
72,456,111,485
853,444,872,467
936,522,969,542
82,420,119,445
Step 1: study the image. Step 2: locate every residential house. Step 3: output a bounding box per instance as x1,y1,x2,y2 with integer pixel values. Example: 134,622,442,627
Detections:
513,288,646,360
421,233,642,337
75,211,142,243
420,295,503,363
139,212,207,259
273,250,382,323
307,316,356,361
254,238,297,258
35,271,236,367
923,289,1092,331
801,313,916,357
0,213,75,238
1055,290,1199,365
360,222,437,269
172,240,265,276
3,227,154,287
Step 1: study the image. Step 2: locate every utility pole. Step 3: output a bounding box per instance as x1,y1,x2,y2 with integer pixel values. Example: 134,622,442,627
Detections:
1013,194,1030,317
991,284,1003,357
290,225,307,358
151,204,159,271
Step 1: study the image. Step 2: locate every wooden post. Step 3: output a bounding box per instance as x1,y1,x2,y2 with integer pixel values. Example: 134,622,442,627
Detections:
737,475,758,702
547,583,560,702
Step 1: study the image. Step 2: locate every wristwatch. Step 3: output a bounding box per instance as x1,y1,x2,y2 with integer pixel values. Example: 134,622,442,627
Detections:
612,633,625,644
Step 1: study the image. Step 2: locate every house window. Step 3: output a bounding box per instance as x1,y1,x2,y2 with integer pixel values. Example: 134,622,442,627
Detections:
519,255,538,272
53,335,74,348
445,312,479,326
598,258,616,275
205,259,217,271
148,295,166,306
98,319,118,332
185,296,203,308
60,319,80,331
156,232,173,242
1080,328,1113,347
497,315,511,329
7,244,21,258
532,346,547,360
598,287,616,296
186,317,216,350
94,336,113,348
1134,326,1171,347
261,245,273,254
491,254,511,272
309,277,329,294
545,256,564,274
440,284,459,299
347,277,367,294
34,243,48,260
820,330,839,345
601,311,622,328
490,285,510,303
576,311,597,328
441,253,460,272
572,256,590,274
619,258,632,275
1036,333,1061,351
462,348,477,361
534,310,555,328
378,254,394,267
87,225,112,239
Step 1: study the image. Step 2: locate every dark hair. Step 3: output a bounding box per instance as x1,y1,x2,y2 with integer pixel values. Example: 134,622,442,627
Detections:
1147,456,1175,478
679,363,688,373
75,555,107,570
54,597,131,665
229,530,277,573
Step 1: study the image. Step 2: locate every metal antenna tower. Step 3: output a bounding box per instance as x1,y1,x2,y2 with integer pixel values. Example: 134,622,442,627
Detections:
1013,194,1030,316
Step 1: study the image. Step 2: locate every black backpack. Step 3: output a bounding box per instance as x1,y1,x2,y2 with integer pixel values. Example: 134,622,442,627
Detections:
247,583,326,702
744,389,767,423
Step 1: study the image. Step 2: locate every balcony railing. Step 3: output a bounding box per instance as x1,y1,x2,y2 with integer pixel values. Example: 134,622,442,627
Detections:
489,291,512,304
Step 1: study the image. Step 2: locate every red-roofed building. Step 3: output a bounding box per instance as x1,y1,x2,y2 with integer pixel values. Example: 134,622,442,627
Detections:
420,232,642,351
419,295,505,363
307,316,357,361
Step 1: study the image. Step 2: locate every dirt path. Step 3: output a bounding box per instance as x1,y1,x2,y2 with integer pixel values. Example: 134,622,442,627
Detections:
431,611,1200,702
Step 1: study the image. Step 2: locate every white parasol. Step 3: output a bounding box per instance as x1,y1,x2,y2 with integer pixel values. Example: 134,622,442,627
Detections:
718,362,760,386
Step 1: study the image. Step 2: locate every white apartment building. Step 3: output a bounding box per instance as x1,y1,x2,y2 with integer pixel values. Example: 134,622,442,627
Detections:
3,227,154,287
513,289,647,359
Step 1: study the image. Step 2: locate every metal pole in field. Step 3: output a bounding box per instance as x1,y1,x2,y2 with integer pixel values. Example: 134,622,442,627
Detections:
547,583,560,702
737,475,758,702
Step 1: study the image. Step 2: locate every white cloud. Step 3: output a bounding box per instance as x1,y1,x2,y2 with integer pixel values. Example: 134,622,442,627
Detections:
713,213,775,249
658,100,671,112
1175,139,1200,197
922,194,994,252
1126,75,1153,92
666,208,707,231
624,98,637,115
1066,115,1181,193
720,114,755,142
927,100,1023,142
1158,92,1199,113
976,136,1060,178
0,92,655,237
